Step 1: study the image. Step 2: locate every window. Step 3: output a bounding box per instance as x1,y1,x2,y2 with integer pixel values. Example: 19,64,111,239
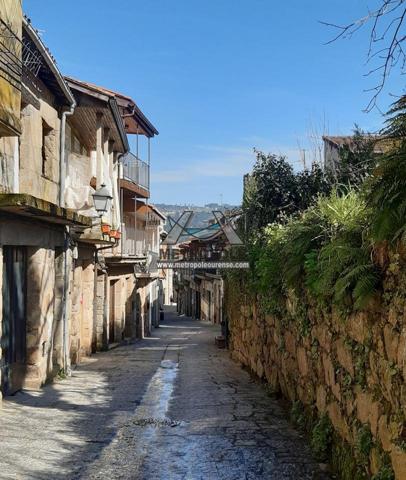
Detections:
41,119,53,178
70,130,87,156
71,133,81,155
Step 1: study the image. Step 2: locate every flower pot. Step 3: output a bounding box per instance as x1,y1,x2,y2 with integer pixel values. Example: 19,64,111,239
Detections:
110,230,121,239
101,224,111,234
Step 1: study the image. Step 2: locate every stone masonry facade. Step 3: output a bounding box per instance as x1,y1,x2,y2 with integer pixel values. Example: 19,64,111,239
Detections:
0,8,164,403
225,251,406,479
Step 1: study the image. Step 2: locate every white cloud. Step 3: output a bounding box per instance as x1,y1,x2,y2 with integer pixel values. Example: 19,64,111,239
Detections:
152,141,308,184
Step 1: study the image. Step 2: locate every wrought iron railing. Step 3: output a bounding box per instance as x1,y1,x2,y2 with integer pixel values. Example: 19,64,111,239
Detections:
0,19,22,90
122,152,150,191
0,19,47,88
22,36,42,77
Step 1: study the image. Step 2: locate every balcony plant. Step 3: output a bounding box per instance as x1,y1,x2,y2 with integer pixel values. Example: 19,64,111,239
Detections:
101,223,111,234
110,228,121,239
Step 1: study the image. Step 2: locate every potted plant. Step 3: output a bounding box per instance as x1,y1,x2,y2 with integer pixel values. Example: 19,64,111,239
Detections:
101,223,111,234
109,228,121,239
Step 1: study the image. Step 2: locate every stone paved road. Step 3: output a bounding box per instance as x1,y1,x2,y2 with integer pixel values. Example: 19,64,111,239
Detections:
0,308,331,480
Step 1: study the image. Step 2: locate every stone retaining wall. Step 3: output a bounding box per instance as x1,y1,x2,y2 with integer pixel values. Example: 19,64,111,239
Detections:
225,261,406,479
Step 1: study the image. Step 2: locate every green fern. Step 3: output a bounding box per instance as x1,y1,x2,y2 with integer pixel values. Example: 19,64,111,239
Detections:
368,146,406,243
302,191,379,310
282,209,324,293
367,97,406,243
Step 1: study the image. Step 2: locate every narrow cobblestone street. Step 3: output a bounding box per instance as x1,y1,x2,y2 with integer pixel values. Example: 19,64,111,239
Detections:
0,309,330,480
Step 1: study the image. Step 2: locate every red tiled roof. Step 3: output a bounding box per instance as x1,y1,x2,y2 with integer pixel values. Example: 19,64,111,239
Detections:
65,76,133,103
137,203,166,220
322,135,387,153
65,76,159,137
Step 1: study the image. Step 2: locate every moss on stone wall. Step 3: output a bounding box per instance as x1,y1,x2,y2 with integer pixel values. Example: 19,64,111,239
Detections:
225,253,406,479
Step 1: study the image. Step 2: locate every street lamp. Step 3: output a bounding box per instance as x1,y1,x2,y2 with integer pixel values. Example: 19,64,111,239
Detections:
92,183,113,216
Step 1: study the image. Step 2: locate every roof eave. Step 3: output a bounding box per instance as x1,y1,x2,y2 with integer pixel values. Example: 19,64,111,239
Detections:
109,98,129,153
131,105,159,137
23,17,75,107
64,77,158,137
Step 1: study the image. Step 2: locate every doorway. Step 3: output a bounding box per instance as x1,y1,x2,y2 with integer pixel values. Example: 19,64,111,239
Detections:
195,291,201,320
109,280,117,344
1,246,27,396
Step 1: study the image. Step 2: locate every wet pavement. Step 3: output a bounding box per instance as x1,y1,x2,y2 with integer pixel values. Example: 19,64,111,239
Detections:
0,308,330,479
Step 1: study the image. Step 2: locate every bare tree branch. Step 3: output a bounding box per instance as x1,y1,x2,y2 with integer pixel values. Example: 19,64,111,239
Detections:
322,0,406,112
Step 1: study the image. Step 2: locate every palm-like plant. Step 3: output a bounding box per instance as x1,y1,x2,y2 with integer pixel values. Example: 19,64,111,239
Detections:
305,191,380,310
368,96,406,243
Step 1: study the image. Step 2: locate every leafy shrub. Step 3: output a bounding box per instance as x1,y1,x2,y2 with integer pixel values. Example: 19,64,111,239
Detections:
250,189,380,315
372,464,395,480
233,108,406,325
355,424,373,466
304,191,380,311
311,414,333,461
290,400,306,430
367,96,406,243
332,128,378,187
242,151,330,235
280,208,324,294
368,143,406,243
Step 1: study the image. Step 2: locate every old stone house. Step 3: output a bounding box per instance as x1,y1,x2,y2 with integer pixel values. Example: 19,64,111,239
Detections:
176,268,223,325
322,135,390,176
62,77,129,364
128,202,166,337
159,243,178,306
0,14,163,400
0,15,91,396
64,78,163,346
175,228,224,325
103,189,166,341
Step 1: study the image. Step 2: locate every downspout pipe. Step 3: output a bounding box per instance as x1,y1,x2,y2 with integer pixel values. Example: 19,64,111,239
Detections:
60,102,75,376
116,153,125,256
62,227,73,375
59,102,76,208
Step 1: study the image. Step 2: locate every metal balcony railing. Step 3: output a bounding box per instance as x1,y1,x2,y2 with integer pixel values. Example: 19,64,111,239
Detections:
122,152,150,192
0,19,22,90
121,224,147,258
0,20,47,92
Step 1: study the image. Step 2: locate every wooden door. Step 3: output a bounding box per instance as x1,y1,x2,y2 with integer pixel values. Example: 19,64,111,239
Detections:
109,281,115,343
1,247,27,396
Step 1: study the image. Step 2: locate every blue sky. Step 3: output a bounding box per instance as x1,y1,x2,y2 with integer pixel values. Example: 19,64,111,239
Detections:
24,1,404,206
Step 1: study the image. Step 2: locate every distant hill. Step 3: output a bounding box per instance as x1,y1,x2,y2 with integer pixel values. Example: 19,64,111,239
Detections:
155,203,239,229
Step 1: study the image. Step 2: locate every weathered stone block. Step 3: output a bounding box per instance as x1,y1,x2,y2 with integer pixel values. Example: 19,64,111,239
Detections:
312,324,332,352
347,312,370,344
397,327,406,375
355,389,380,436
322,353,335,387
297,347,308,377
331,382,341,402
378,415,394,451
265,314,274,327
256,358,264,379
284,331,296,357
316,385,327,413
384,324,399,363
390,448,406,480
335,338,354,376
388,306,400,327
369,448,380,476
327,401,351,442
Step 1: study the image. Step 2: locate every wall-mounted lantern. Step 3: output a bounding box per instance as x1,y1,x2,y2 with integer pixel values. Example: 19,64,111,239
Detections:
92,183,112,216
